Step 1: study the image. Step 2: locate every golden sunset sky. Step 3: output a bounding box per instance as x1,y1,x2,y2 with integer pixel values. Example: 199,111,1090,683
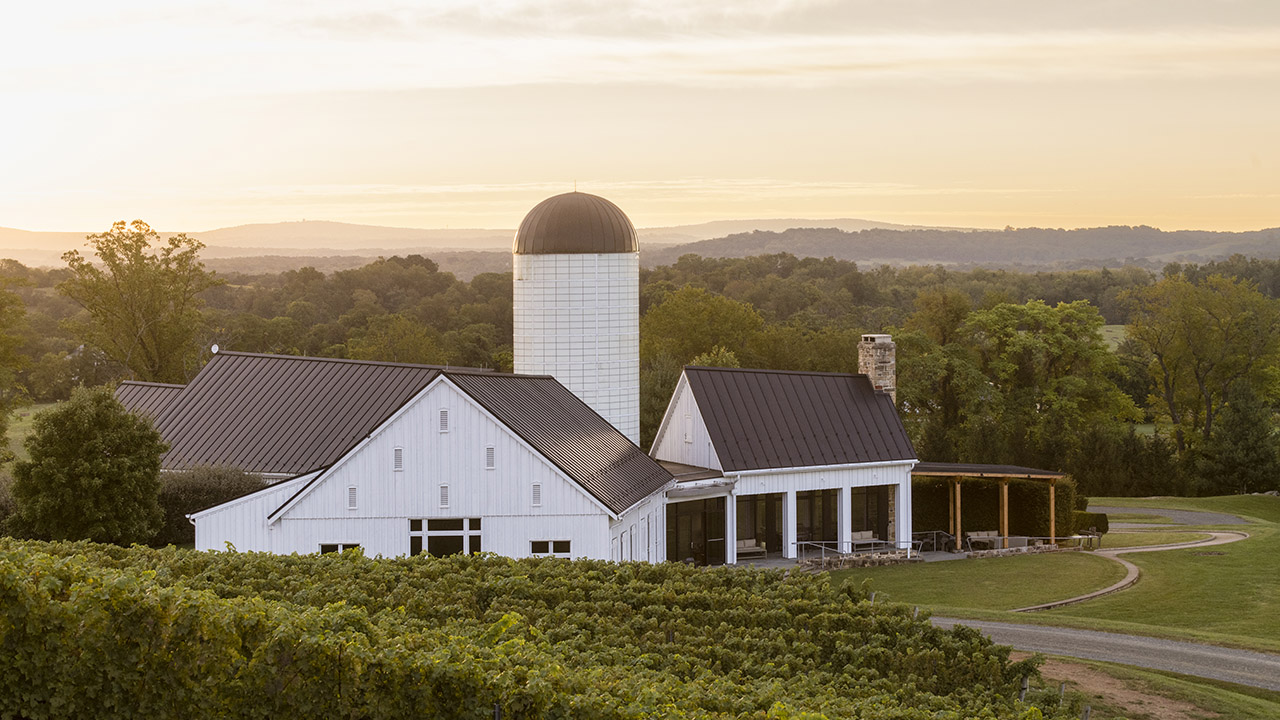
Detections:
2,0,1277,232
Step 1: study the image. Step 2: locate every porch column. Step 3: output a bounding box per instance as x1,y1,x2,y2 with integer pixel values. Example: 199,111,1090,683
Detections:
837,485,852,553
725,491,738,565
897,480,911,550
1000,479,1009,549
954,480,963,548
783,489,797,559
1049,479,1057,544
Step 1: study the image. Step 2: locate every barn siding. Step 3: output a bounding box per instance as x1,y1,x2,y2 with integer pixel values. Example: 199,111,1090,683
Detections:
192,473,314,552
272,378,616,558
650,374,721,471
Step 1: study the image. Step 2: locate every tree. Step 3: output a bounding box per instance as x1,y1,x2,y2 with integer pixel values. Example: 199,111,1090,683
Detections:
689,345,741,368
0,274,28,462
640,285,764,365
59,220,223,384
1125,274,1280,453
1191,384,1280,495
11,386,166,544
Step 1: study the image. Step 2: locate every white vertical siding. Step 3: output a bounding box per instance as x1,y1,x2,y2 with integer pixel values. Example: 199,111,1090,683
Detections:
610,491,666,563
650,374,722,471
192,473,314,552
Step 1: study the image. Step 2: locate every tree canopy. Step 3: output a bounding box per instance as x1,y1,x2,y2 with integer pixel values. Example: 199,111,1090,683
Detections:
59,220,223,384
11,386,166,544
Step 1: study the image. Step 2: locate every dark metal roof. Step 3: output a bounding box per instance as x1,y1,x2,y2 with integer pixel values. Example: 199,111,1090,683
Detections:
513,192,638,255
150,352,444,475
912,462,1066,480
115,381,185,419
449,371,671,514
682,367,916,472
658,460,724,484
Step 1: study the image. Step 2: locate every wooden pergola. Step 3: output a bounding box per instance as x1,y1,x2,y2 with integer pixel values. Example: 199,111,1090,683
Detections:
912,462,1067,549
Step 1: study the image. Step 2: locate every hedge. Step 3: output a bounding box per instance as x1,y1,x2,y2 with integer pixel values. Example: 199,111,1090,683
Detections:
912,476,1077,539
154,466,267,547
1072,511,1109,535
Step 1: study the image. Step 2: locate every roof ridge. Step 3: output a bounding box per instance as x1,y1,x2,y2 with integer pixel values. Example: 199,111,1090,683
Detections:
118,380,186,388
213,350,491,373
684,365,868,380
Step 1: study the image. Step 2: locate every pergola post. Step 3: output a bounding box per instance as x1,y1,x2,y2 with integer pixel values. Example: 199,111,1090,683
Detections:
954,479,962,549
1000,479,1009,549
1048,478,1057,545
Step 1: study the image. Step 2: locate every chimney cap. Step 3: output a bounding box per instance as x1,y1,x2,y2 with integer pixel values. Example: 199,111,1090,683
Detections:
861,334,893,344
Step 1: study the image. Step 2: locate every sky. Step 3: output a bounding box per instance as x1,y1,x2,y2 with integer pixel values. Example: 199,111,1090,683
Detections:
2,0,1278,233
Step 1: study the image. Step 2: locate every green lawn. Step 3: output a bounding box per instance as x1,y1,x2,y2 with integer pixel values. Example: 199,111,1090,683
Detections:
1102,531,1211,549
5,403,57,462
1092,494,1280,524
1100,324,1127,351
829,551,1126,611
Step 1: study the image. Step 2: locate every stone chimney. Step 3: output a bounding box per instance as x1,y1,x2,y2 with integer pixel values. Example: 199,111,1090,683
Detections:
858,334,896,404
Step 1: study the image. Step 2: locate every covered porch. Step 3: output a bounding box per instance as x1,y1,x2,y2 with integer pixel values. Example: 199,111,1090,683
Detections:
911,462,1067,551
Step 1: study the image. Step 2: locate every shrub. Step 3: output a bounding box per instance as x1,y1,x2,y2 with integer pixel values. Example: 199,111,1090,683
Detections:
154,466,266,547
1073,511,1109,535
10,386,166,544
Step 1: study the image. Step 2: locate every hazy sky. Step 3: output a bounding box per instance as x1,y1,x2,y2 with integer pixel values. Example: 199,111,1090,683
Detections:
3,0,1278,232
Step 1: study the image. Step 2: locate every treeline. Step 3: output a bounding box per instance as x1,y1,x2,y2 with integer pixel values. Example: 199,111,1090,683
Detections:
4,222,1280,498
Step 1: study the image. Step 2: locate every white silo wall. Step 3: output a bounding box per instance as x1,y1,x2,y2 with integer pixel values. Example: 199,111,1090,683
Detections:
513,252,640,445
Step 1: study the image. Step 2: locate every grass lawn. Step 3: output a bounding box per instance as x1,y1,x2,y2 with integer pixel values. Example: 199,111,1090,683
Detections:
5,402,57,462
829,551,1126,611
1092,494,1280,524
1105,512,1174,524
1100,324,1127,351
1102,531,1211,549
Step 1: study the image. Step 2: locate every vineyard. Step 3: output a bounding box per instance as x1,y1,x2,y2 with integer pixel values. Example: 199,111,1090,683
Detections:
0,540,1069,719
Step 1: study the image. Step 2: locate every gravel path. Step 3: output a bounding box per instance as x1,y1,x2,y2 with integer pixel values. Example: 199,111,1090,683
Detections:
931,616,1280,691
1089,505,1248,526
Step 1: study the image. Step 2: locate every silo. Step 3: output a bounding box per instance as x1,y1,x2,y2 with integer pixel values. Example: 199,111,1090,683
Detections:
513,192,640,444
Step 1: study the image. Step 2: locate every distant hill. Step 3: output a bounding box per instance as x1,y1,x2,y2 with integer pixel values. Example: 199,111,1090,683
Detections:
641,225,1280,269
8,221,1280,278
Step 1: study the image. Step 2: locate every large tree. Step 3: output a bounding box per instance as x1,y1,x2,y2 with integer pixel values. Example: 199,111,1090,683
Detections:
11,386,166,544
0,274,28,462
1125,274,1280,453
59,220,222,384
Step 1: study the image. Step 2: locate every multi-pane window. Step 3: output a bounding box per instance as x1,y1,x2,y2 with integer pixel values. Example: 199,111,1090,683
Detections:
531,539,571,557
410,518,481,557
320,543,360,553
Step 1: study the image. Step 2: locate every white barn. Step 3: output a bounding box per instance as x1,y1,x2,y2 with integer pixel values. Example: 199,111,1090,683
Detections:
119,352,671,560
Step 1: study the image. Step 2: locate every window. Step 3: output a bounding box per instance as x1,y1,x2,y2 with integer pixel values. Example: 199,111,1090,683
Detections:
439,484,450,508
320,543,360,554
439,408,449,433
485,445,495,470
410,517,482,557
347,486,358,510
393,447,404,471
531,540,571,557
532,482,542,507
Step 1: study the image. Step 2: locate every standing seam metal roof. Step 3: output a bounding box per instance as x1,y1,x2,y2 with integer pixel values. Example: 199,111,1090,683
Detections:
114,381,185,420
119,351,670,515
682,366,916,472
142,352,444,475
513,192,638,255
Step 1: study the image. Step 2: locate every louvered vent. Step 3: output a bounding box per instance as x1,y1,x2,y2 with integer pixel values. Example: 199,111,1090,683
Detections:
439,484,450,508
485,445,495,469
532,482,542,507
439,408,449,433
393,447,404,471
347,486,357,510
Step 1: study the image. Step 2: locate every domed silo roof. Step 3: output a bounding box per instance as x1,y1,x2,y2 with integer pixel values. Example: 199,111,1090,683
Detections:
514,192,638,254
